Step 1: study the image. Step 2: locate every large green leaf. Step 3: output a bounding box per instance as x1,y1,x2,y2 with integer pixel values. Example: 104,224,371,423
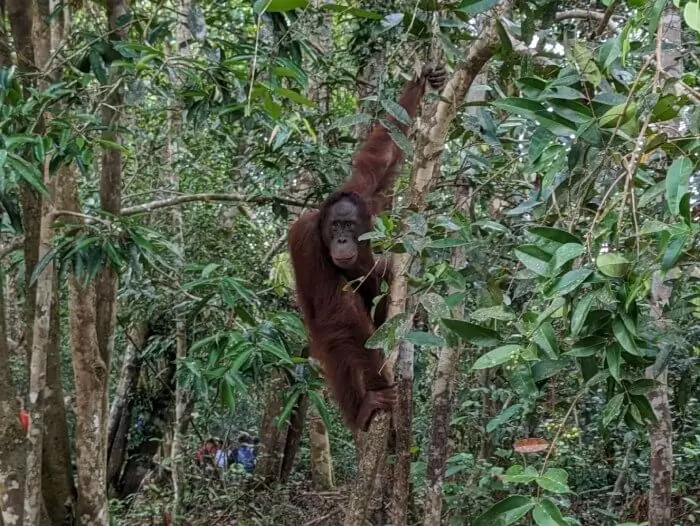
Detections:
665,157,693,216
473,495,535,526
515,244,552,277
532,498,569,526
472,344,521,370
602,393,625,427
536,468,571,494
596,252,630,278
570,293,594,337
442,319,500,348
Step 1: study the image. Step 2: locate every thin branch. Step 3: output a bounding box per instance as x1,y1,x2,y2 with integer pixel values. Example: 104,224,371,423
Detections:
121,193,314,216
0,239,24,260
596,0,621,35
261,233,288,266
555,9,617,32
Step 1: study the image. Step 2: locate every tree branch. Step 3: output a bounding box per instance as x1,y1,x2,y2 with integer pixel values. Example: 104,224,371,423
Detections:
0,239,24,260
120,193,315,216
555,9,618,32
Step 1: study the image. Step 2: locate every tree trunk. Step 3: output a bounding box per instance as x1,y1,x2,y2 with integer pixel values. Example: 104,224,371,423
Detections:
279,392,309,483
23,159,55,526
308,405,334,490
0,260,26,526
423,201,467,526
42,275,76,526
107,323,148,494
165,2,191,519
257,373,289,482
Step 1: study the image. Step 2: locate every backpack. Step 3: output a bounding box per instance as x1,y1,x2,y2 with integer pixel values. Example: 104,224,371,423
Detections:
235,445,255,473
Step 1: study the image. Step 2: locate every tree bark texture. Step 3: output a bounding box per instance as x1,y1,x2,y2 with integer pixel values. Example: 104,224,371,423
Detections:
56,155,109,525
308,405,334,490
165,2,191,518
0,267,26,526
23,159,55,526
106,323,148,494
389,340,414,526
257,373,289,482
42,275,75,526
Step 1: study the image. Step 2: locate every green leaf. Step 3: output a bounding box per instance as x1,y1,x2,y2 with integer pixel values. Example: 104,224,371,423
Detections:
534,297,567,330
472,344,521,370
602,393,625,427
277,389,301,427
661,233,688,271
89,49,108,84
486,404,523,433
551,268,592,295
428,238,469,249
532,359,568,382
683,0,700,32
492,98,547,118
570,294,594,337
471,305,516,322
274,87,315,107
536,468,571,494
220,379,235,411
381,99,412,126
329,113,373,130
515,244,551,277
628,378,659,395
528,226,582,248
405,331,445,347
307,390,332,430
456,0,500,15
548,243,584,274
606,345,621,382
569,41,602,86
665,157,693,216
596,252,630,278
533,322,559,359
629,394,658,423
505,464,539,484
367,312,412,351
253,0,309,14
566,336,605,357
472,496,535,526
599,102,636,128
532,498,569,526
612,317,639,355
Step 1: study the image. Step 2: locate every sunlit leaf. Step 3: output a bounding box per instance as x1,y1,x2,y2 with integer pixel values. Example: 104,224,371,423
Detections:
536,468,571,494
472,344,521,370
596,252,630,278
532,498,569,526
570,294,594,337
665,157,693,216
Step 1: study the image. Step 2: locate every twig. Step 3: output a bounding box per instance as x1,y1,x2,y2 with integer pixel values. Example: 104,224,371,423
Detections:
304,509,343,526
596,0,621,35
121,193,313,216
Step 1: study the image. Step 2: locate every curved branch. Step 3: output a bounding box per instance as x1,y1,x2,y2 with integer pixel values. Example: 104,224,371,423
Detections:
555,9,618,32
0,239,24,260
120,193,315,216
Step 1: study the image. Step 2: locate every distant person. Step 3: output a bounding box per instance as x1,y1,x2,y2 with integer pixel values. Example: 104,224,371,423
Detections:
233,433,257,473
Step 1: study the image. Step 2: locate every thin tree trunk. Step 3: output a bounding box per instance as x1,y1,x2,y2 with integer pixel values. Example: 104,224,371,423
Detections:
42,275,75,526
257,373,289,482
280,348,310,483
167,2,191,519
23,159,55,526
308,404,334,490
423,186,469,526
107,323,148,494
0,259,26,526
